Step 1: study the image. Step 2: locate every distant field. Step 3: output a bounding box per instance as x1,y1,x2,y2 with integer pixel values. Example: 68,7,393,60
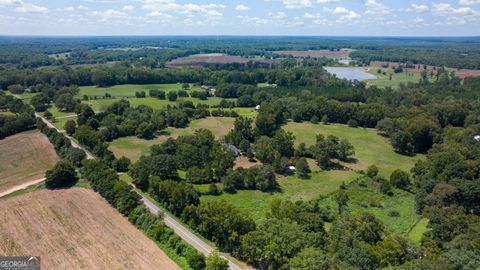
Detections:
366,66,423,89
82,96,233,112
318,179,420,235
79,84,201,97
0,188,181,270
283,122,423,177
0,130,59,193
166,55,274,67
109,117,235,161
274,49,352,58
370,61,480,79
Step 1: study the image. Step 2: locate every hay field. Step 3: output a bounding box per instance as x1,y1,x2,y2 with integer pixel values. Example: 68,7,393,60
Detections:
0,188,180,270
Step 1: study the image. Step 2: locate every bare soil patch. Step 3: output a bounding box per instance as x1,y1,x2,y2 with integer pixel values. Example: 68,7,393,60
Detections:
370,61,480,79
234,156,258,169
167,55,274,67
0,130,59,193
275,50,351,58
0,188,180,270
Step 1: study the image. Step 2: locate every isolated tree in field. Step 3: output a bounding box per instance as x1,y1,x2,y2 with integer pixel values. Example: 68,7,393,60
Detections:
390,169,411,190
206,253,229,270
310,115,319,124
167,91,178,101
334,190,349,214
182,83,190,90
55,93,78,112
64,119,76,136
30,93,50,112
43,110,53,120
296,157,310,178
366,165,379,178
45,161,78,189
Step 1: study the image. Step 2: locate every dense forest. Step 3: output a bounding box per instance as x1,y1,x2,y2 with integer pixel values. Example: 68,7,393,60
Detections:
1,37,479,270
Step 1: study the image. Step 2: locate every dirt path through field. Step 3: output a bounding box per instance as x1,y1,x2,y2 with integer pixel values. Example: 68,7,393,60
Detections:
0,178,45,198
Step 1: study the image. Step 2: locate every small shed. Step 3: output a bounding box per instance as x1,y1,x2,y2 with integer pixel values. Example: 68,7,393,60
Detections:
288,166,296,172
255,105,261,111
474,135,480,142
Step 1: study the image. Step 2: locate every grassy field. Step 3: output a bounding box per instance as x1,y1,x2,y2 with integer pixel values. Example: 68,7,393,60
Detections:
185,53,225,58
408,218,430,243
79,84,202,97
82,97,235,112
318,179,419,235
200,162,359,221
283,122,423,177
0,130,59,193
366,66,423,89
109,117,235,161
0,188,184,269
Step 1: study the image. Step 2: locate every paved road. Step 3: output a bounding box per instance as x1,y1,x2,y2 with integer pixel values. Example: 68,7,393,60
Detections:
0,178,45,198
35,113,95,160
31,104,246,270
137,190,245,270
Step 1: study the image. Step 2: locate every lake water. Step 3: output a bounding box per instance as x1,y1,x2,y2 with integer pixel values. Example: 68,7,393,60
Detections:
325,67,377,81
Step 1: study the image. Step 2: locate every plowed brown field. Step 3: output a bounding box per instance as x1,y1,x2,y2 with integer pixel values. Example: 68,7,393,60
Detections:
0,188,180,270
0,130,59,193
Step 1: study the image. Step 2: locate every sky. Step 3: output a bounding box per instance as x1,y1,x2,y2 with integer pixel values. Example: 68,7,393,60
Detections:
1,0,480,36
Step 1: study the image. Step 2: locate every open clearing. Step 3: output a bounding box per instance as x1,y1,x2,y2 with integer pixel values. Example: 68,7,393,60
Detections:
366,65,423,89
109,117,235,161
0,188,180,270
200,162,359,221
166,55,274,67
318,179,419,235
370,61,480,79
283,122,423,177
0,130,59,193
79,84,202,98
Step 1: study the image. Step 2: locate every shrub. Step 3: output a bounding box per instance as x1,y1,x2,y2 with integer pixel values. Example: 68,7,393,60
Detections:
366,165,379,178
45,161,78,189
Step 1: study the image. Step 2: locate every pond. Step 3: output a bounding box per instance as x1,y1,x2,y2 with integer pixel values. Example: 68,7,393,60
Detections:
325,67,377,81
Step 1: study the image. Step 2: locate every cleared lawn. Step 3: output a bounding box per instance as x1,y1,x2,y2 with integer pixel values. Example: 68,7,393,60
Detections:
79,83,201,97
200,166,359,221
82,97,233,112
366,66,422,89
0,188,181,270
319,179,419,235
0,130,59,193
109,117,235,161
283,122,423,177
408,218,430,243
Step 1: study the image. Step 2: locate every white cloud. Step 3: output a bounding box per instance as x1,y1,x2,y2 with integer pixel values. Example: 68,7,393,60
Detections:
0,0,48,14
365,0,392,15
77,5,89,10
283,0,312,9
122,5,134,11
56,6,75,12
89,9,127,21
141,0,224,19
15,3,48,13
303,12,322,19
235,4,250,11
316,0,338,3
459,0,480,5
409,4,429,12
432,2,477,15
325,6,361,21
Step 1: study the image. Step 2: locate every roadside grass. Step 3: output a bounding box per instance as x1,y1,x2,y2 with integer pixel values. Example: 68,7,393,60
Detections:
79,84,202,97
48,105,76,118
366,66,422,89
0,182,45,200
318,179,419,235
109,117,235,161
51,115,77,131
283,122,423,177
408,217,430,244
